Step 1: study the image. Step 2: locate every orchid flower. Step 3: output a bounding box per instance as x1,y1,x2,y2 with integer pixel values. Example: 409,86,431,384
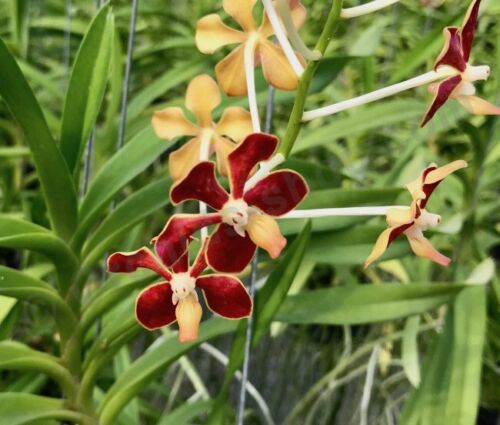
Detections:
153,133,309,273
107,243,252,343
152,74,253,181
364,160,467,267
421,0,500,126
195,0,305,97
303,0,499,124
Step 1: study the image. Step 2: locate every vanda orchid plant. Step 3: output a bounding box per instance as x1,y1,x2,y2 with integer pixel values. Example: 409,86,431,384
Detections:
0,0,497,424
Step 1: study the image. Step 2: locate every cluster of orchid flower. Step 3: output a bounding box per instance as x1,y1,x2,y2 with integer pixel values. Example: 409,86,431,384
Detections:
108,0,498,342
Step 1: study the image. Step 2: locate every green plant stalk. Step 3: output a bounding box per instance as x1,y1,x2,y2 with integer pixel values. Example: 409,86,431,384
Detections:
278,0,343,158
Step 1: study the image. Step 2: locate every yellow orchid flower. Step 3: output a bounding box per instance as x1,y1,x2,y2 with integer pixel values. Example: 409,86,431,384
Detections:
365,160,467,267
152,74,253,181
195,0,305,97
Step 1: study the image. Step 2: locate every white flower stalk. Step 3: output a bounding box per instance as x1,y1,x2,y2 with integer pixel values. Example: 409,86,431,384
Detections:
280,206,402,219
199,130,212,240
276,0,321,61
302,67,457,121
244,152,286,191
245,34,262,132
341,0,401,19
262,0,305,76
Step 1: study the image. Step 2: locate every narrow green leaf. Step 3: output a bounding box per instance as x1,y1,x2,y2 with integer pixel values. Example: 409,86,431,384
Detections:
402,315,421,387
276,283,465,325
0,393,88,424
60,3,115,173
75,126,168,249
98,318,237,425
0,38,78,240
158,401,212,425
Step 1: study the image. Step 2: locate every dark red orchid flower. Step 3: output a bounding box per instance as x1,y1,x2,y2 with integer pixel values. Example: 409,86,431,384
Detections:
153,132,309,273
107,243,252,342
421,0,500,126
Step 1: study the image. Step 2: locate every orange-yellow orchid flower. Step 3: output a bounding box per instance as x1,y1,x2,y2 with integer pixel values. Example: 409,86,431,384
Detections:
195,0,305,97
152,74,253,180
365,160,467,268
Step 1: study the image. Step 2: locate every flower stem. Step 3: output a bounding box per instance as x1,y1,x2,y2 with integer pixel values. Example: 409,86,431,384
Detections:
341,0,400,19
275,0,321,60
244,35,261,132
262,0,304,76
279,206,397,219
302,68,455,121
278,0,344,159
199,131,211,240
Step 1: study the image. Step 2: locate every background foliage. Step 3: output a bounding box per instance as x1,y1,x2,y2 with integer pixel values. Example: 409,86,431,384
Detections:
0,0,498,424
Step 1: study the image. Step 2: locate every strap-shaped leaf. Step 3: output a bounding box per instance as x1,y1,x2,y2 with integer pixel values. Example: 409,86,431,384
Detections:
74,126,168,250
0,38,77,240
0,216,78,290
97,318,237,425
276,283,466,324
0,341,75,396
59,3,115,173
0,393,89,424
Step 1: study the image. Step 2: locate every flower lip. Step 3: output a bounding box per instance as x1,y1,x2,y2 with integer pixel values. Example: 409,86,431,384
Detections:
170,272,197,303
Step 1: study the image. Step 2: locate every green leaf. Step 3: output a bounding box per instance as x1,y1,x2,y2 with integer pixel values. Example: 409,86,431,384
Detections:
82,176,171,258
0,37,77,240
402,315,421,387
158,401,212,425
75,126,168,250
207,221,312,424
98,318,237,425
276,283,465,325
0,393,88,424
0,341,75,396
59,3,115,173
0,216,78,290
8,0,30,58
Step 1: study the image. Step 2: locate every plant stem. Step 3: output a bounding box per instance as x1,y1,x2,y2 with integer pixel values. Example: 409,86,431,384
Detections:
279,206,397,219
276,0,321,60
278,0,343,158
262,0,304,76
341,0,400,19
302,68,454,121
245,35,261,132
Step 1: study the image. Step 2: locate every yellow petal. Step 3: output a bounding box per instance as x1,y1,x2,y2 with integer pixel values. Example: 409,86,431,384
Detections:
186,75,221,127
223,0,257,32
456,95,500,115
364,227,397,268
215,44,248,97
407,236,451,266
386,207,415,227
213,135,236,176
258,40,299,91
152,107,198,140
216,106,253,141
246,213,286,259
168,137,203,181
175,293,203,343
425,160,468,184
195,14,246,54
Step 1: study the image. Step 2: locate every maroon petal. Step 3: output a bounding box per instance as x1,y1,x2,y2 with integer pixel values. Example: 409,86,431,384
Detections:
170,162,229,210
460,0,481,62
197,275,252,319
206,224,256,273
190,240,208,278
421,75,462,127
171,249,189,273
135,282,176,330
154,214,222,267
107,248,172,281
228,133,278,199
244,170,309,216
433,27,466,72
